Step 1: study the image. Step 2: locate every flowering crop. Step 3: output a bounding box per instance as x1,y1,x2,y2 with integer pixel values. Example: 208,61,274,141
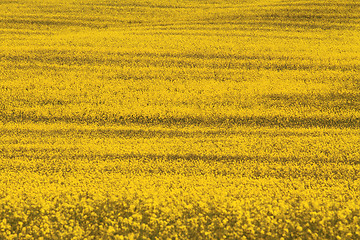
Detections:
1,0,360,239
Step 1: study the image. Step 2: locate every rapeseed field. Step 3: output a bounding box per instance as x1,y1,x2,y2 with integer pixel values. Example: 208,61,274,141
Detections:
1,0,360,239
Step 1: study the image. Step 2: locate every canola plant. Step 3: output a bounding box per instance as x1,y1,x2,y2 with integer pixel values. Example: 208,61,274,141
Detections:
1,0,360,239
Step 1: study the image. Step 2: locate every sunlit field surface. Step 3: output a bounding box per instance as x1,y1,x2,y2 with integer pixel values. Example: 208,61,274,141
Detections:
1,0,360,239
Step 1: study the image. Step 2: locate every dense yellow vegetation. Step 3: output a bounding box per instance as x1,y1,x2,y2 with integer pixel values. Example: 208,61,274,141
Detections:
1,0,360,239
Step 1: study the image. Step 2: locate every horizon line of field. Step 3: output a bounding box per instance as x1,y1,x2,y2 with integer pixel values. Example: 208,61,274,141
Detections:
1,114,359,128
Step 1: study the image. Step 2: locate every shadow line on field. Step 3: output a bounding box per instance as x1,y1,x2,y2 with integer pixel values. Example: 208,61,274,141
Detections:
2,151,358,165
1,114,360,129
1,127,350,139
